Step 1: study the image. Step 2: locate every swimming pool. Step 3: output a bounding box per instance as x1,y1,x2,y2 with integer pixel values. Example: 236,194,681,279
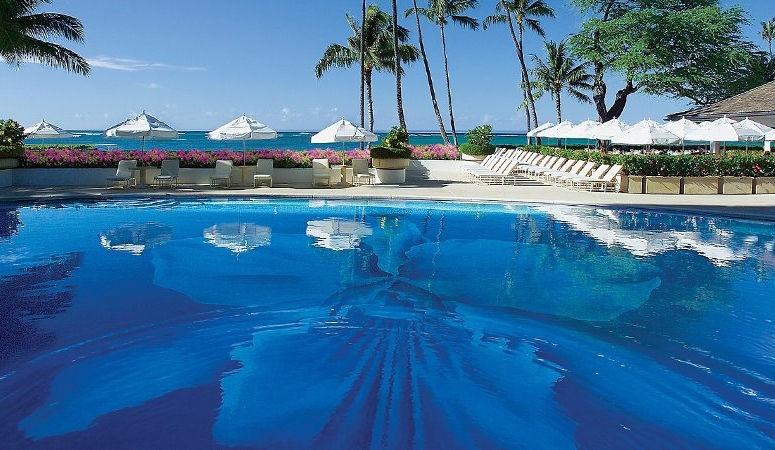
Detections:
0,198,773,448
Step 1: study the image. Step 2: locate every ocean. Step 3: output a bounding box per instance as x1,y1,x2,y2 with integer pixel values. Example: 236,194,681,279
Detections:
24,130,531,151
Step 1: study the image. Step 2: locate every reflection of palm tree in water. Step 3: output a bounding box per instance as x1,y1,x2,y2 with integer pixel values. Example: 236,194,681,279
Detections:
0,206,21,240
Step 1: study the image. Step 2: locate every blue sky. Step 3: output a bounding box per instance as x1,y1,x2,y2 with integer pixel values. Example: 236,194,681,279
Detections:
2,0,770,132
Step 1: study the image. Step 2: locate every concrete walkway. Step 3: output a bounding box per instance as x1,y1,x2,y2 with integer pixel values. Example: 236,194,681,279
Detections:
3,173,775,221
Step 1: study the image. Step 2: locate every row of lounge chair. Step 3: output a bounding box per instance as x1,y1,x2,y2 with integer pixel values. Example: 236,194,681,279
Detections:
107,158,376,189
461,148,623,192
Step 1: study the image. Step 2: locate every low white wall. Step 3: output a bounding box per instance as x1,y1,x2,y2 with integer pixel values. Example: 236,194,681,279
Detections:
0,169,12,188
6,160,465,187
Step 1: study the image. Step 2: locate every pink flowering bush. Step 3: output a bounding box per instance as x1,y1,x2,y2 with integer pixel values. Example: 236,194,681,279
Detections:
21,145,453,168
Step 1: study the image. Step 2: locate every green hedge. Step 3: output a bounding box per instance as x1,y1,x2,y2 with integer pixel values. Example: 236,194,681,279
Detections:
523,145,775,177
458,142,495,156
369,146,412,159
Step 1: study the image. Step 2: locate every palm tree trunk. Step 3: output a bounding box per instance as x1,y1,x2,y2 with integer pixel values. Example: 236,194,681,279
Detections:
440,24,458,146
360,0,366,130
366,69,375,131
392,0,407,130
412,0,448,144
554,90,562,123
504,8,531,133
515,27,538,131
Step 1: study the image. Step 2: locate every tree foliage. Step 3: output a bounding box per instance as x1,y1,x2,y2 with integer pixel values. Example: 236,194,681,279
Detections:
0,0,89,75
569,0,754,120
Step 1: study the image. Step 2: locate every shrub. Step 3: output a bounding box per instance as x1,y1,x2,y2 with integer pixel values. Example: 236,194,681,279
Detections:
459,125,495,156
369,146,412,159
381,126,409,150
0,119,25,148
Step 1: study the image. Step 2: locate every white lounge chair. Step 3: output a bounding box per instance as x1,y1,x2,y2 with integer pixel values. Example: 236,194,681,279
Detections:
107,159,137,188
573,164,623,192
312,158,330,187
351,158,375,186
154,159,179,188
210,160,233,187
253,159,273,187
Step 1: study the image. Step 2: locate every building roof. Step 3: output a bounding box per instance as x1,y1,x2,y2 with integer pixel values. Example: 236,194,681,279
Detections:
665,80,775,126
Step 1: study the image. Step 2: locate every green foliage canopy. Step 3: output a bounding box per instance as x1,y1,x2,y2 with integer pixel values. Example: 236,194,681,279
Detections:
569,0,754,120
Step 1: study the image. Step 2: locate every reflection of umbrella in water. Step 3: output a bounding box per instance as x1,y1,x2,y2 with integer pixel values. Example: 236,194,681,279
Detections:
99,223,173,255
306,218,372,251
203,223,272,254
104,111,179,152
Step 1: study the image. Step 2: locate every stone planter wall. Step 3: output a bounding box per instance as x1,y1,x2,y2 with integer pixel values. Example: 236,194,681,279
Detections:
626,176,644,194
0,158,19,169
375,168,406,184
755,177,775,194
682,177,719,195
372,158,410,170
645,176,681,194
721,177,754,195
460,153,487,162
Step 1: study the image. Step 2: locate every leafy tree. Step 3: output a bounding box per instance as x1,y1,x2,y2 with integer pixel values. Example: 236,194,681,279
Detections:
761,18,775,58
530,40,593,123
484,0,554,132
315,4,419,131
0,0,89,75
406,0,450,144
414,0,479,146
569,0,754,120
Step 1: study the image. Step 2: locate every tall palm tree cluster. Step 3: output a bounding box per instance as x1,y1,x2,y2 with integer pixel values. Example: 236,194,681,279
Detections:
316,0,591,141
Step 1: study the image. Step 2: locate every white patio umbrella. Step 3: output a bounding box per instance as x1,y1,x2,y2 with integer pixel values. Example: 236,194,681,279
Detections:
24,120,74,140
610,122,680,148
526,121,554,144
663,117,700,148
208,115,277,165
311,118,378,145
685,116,765,150
104,111,179,152
590,117,630,140
536,120,575,147
565,119,600,139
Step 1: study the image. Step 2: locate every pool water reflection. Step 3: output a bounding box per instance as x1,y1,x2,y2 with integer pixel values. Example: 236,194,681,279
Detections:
0,198,773,449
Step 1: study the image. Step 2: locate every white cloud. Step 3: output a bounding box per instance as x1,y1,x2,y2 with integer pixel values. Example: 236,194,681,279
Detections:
88,56,205,72
144,82,163,89
280,107,302,122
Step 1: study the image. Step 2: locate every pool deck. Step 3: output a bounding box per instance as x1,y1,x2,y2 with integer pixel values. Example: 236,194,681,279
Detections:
3,172,775,221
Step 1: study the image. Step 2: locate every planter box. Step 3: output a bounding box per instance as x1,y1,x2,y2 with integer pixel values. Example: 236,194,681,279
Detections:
682,177,719,195
645,176,681,194
626,176,644,194
755,177,775,194
721,177,753,195
0,158,19,169
460,153,487,162
372,158,409,170
375,168,406,184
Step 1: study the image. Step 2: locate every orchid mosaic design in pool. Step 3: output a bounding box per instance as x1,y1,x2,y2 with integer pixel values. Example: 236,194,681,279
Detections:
0,198,773,449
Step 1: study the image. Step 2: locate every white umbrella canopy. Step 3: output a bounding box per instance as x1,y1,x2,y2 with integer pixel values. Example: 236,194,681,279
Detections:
591,118,630,140
663,117,700,140
209,115,277,165
311,118,378,144
684,116,764,142
734,117,772,137
104,111,179,151
24,120,74,139
564,119,601,139
535,120,574,138
610,122,680,146
526,121,554,137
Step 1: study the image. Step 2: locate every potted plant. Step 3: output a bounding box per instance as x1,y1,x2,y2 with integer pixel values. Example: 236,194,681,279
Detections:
370,126,411,183
0,119,26,169
458,124,496,161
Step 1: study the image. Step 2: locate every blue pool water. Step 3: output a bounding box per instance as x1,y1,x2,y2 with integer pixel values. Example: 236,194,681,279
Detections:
0,198,774,449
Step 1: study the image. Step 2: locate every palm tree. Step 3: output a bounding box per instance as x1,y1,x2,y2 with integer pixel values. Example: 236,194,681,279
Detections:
761,18,775,59
315,5,419,131
484,0,554,132
415,0,479,146
406,0,449,143
391,0,407,130
0,0,89,75
530,40,593,123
